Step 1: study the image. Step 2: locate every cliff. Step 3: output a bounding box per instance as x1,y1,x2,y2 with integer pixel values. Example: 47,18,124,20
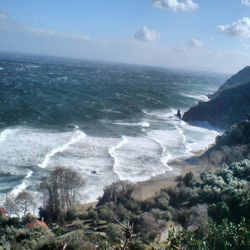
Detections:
183,81,250,129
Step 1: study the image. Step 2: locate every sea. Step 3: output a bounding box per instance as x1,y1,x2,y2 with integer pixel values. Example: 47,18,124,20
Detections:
0,53,227,205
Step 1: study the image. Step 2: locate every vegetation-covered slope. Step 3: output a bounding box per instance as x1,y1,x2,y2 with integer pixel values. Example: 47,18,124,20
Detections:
1,160,250,249
213,66,250,98
200,117,250,165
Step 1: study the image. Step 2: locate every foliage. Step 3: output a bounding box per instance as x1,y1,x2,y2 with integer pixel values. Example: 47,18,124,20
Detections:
0,158,249,249
38,167,84,222
166,219,250,250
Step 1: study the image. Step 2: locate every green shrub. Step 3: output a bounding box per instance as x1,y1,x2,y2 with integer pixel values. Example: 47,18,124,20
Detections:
65,208,78,221
106,223,124,243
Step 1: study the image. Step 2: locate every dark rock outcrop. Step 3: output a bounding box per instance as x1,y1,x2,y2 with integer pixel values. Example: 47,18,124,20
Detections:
183,81,250,129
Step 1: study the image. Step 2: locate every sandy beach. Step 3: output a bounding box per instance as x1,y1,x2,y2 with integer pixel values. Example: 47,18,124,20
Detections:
132,151,217,200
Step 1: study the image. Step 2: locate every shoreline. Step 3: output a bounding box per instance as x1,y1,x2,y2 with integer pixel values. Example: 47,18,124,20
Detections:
132,145,217,200
132,157,215,200
78,147,217,212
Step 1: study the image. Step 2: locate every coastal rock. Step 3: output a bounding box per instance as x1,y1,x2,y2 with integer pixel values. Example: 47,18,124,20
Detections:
183,80,250,129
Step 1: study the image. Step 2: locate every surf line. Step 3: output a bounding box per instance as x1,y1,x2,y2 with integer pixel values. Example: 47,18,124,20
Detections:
9,170,33,198
108,136,128,180
38,130,86,169
148,134,173,172
174,122,192,154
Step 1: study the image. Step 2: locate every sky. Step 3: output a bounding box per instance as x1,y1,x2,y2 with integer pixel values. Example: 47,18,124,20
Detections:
0,0,250,73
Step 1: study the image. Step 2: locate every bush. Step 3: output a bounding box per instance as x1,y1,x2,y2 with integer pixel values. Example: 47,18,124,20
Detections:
98,181,134,205
135,212,162,242
65,209,78,221
128,239,146,250
106,223,124,243
98,207,114,222
87,209,99,221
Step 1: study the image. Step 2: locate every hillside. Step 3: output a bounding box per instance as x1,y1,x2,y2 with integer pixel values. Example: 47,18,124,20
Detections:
183,80,250,129
213,66,250,98
200,117,250,165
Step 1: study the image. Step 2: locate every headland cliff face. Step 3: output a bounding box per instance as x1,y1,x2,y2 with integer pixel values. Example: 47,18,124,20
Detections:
183,67,250,129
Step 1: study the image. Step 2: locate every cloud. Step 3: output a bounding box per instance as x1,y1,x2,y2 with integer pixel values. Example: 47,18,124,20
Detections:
218,17,250,38
134,26,160,42
152,0,198,12
0,10,89,41
242,0,250,6
0,10,249,74
186,38,203,48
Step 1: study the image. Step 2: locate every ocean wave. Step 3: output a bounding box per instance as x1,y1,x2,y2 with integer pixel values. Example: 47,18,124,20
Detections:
108,135,168,182
180,122,221,153
113,121,150,128
147,134,172,171
174,122,191,153
38,130,86,168
26,65,40,68
181,93,210,102
141,108,177,120
0,128,16,142
108,136,128,179
9,170,33,198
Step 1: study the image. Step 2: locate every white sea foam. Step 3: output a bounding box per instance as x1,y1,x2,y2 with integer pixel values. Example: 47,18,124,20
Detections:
26,65,40,68
108,136,129,179
181,93,210,102
174,123,191,153
147,133,173,171
148,128,188,162
38,130,86,168
0,67,4,70
0,117,222,204
113,121,150,127
180,121,221,153
141,108,177,120
0,129,16,142
44,135,120,203
9,170,33,198
109,136,168,182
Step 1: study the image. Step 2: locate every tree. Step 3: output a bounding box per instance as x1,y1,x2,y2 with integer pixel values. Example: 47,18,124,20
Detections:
183,172,194,187
3,196,18,217
15,192,35,217
98,181,134,205
39,167,84,222
175,175,184,187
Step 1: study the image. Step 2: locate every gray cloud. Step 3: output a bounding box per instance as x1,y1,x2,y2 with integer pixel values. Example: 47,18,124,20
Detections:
218,17,250,38
134,26,160,42
152,0,198,12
